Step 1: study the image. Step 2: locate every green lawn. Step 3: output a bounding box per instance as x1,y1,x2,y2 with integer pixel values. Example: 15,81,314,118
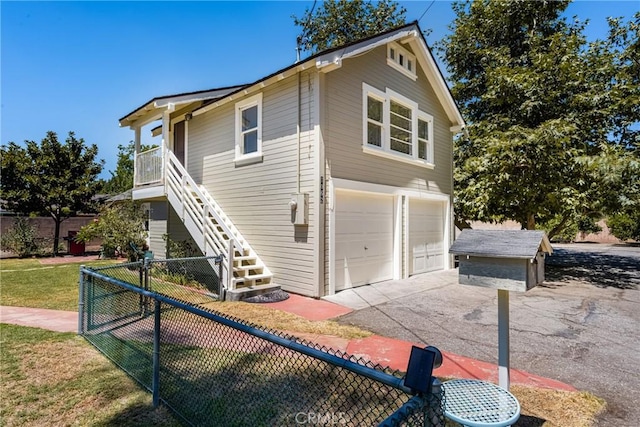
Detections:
0,323,181,426
0,258,118,311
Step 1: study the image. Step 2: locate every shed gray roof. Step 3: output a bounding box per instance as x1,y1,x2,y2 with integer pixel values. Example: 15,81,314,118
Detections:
449,230,553,259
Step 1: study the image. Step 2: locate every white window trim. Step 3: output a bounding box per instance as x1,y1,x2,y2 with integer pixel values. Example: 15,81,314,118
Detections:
418,110,434,164
362,83,435,168
234,92,263,166
387,42,417,81
362,84,386,149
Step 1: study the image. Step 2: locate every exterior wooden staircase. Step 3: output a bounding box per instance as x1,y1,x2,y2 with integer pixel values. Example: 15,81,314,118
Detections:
162,150,275,298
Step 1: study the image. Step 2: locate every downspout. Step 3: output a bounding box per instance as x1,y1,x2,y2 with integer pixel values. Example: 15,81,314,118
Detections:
297,71,301,193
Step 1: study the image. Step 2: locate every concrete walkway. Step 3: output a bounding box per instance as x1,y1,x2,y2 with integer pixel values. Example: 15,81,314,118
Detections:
1,297,575,392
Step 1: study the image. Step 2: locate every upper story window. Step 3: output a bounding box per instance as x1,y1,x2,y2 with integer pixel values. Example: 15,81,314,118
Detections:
235,93,263,166
387,42,417,81
362,83,434,167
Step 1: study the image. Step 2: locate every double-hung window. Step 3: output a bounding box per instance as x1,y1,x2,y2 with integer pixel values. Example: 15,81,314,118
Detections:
235,93,263,166
362,83,434,167
366,90,385,147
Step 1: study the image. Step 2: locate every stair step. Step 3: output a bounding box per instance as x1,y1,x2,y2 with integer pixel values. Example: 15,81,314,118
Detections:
233,273,273,284
234,264,264,272
234,255,256,262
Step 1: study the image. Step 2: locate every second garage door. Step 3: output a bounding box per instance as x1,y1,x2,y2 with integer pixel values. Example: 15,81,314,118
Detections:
409,199,445,275
335,191,394,290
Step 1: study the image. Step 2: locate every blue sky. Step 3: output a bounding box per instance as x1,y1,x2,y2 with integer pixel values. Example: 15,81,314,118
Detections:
1,1,638,180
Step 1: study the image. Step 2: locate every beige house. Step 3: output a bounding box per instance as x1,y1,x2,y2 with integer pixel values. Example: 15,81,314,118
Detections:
119,23,465,299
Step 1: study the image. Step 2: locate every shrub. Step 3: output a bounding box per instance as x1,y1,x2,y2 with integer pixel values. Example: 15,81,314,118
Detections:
607,210,640,242
0,217,40,257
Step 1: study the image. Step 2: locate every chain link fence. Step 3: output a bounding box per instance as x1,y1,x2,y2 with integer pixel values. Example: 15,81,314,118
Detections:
79,263,446,426
90,256,223,306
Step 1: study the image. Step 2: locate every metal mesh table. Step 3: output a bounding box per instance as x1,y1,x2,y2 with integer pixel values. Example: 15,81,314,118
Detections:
442,379,520,427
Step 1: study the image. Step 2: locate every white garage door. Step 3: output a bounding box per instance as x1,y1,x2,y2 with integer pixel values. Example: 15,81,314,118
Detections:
409,199,445,275
335,191,394,290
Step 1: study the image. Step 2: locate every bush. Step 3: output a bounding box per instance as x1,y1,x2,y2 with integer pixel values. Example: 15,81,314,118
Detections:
0,217,41,257
607,210,640,242
76,200,147,261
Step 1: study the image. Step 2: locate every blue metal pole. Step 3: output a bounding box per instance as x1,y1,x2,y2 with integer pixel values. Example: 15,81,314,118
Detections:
78,266,85,335
152,299,161,407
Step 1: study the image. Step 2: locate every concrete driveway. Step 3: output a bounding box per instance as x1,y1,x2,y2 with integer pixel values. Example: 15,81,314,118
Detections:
327,243,640,427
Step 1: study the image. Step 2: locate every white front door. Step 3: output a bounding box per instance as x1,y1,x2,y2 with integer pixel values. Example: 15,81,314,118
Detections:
335,191,394,290
409,199,444,275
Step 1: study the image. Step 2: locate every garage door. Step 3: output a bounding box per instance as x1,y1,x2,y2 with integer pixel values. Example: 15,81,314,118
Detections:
335,191,394,290
409,199,444,275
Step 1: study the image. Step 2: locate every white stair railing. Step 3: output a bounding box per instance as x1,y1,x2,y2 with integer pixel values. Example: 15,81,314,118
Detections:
163,149,271,290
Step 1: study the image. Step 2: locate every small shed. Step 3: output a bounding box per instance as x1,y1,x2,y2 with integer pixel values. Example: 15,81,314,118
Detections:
449,230,553,292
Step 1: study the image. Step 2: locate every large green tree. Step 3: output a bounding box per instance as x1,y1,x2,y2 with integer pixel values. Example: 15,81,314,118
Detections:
0,131,103,255
441,1,639,236
293,0,406,54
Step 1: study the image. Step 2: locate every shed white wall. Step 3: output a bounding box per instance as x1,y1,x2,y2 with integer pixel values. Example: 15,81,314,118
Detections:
186,71,319,296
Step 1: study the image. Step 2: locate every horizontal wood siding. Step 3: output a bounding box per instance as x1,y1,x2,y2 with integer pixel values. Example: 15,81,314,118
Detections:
186,71,318,296
324,45,453,195
148,201,168,258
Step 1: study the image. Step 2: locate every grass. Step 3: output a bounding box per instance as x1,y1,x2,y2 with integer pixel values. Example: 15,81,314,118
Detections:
0,258,118,311
0,257,608,426
201,300,371,340
0,323,181,427
512,385,606,427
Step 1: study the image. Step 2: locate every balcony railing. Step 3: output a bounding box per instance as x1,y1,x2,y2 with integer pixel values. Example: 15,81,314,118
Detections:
135,147,163,186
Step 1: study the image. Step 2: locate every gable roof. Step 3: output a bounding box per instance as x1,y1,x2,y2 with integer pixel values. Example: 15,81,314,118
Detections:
119,85,246,128
120,22,465,130
449,230,553,259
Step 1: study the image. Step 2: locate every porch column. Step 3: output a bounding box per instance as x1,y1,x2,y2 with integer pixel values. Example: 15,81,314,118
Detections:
133,126,141,187
161,104,175,153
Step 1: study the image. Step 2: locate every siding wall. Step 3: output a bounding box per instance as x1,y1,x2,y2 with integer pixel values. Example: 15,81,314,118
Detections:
324,44,454,194
148,201,168,258
322,44,455,295
185,71,318,296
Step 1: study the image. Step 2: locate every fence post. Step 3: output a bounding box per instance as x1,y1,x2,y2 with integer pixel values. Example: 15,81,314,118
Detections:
216,255,225,300
227,239,234,292
425,378,444,427
78,266,85,335
139,261,145,315
152,299,161,407
143,259,150,316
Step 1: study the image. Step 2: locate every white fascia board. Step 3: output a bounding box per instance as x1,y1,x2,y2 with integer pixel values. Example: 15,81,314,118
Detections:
315,29,416,71
408,38,465,129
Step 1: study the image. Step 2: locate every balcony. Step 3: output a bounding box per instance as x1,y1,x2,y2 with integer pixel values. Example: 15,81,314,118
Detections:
135,147,163,187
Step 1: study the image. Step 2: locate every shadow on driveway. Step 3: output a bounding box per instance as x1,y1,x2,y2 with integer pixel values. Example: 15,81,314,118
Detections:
544,245,639,290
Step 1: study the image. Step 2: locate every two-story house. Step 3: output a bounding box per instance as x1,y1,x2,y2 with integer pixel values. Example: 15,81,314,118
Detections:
119,22,465,300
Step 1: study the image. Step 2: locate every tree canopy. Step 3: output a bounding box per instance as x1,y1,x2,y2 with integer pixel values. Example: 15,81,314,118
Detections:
293,0,406,54
0,131,103,254
440,1,639,237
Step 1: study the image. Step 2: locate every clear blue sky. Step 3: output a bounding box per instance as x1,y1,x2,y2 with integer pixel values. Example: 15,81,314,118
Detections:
2,1,637,179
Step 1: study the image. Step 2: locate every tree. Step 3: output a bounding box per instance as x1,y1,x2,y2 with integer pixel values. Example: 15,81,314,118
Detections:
101,141,157,195
293,0,406,54
0,131,103,255
440,1,639,236
76,200,147,261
